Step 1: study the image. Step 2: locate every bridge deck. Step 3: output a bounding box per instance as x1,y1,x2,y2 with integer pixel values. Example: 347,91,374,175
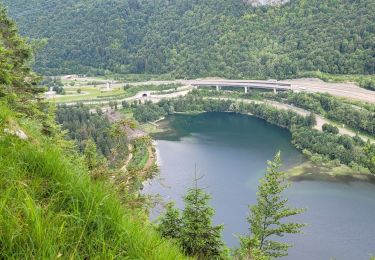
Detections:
189,80,291,90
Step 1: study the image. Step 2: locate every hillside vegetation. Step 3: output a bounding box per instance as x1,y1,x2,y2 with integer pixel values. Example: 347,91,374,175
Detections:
0,6,186,259
3,0,374,78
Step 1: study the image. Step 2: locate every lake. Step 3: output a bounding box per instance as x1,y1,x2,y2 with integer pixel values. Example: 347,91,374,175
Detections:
144,112,375,260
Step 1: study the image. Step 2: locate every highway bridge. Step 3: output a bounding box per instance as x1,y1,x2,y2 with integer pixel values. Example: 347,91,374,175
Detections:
186,80,292,93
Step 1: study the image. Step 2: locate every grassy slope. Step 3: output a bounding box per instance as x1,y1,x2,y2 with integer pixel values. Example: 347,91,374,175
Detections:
0,101,186,259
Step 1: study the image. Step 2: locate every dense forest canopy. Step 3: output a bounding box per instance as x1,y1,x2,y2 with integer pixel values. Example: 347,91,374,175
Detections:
2,0,374,78
56,104,128,164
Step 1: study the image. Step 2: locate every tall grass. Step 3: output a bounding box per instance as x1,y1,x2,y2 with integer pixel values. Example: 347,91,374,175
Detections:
0,102,187,259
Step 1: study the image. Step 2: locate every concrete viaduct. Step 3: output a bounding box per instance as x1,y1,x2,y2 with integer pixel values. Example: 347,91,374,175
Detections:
187,80,292,93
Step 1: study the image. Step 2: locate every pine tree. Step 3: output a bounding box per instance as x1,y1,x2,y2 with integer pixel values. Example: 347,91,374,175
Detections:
180,171,225,259
83,138,109,180
242,152,306,258
84,138,99,171
157,202,181,240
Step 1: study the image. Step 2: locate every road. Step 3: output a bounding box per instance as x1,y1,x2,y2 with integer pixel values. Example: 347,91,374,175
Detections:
284,78,375,104
205,97,374,143
185,79,375,103
68,76,374,143
126,78,375,103
61,77,375,104
87,88,193,115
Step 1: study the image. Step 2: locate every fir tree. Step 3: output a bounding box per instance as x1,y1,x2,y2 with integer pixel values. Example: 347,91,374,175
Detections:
157,202,181,240
180,171,225,260
242,152,306,258
84,138,99,171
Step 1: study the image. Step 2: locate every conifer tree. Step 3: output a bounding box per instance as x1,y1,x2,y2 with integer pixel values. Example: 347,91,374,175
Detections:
83,138,109,180
157,202,181,240
84,138,99,171
241,152,306,258
157,169,226,259
180,172,225,259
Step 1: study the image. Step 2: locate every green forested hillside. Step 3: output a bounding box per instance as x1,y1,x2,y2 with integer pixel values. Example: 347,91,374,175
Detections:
2,0,375,78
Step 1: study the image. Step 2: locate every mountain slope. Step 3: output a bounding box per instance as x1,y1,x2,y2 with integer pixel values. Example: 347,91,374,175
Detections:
0,6,186,259
2,0,375,78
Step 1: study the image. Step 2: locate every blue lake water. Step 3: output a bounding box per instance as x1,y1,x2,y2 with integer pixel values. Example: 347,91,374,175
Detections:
144,112,375,260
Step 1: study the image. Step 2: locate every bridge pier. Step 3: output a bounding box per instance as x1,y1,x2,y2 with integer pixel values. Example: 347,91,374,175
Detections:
190,80,291,93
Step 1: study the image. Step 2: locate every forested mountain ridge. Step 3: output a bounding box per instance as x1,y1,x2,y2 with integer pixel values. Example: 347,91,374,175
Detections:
2,0,375,79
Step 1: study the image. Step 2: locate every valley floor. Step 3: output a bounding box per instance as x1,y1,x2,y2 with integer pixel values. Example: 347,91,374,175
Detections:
53,76,375,104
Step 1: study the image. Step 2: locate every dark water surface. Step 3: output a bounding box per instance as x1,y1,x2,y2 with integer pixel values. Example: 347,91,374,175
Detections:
144,113,375,260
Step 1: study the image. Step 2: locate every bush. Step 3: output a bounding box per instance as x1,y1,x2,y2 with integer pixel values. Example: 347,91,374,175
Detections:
322,123,339,134
359,78,375,91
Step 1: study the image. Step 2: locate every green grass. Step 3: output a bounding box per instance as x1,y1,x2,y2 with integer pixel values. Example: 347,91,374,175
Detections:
128,138,150,170
0,101,186,259
140,123,164,134
128,137,151,170
120,108,134,119
54,83,182,103
287,161,373,182
53,86,125,103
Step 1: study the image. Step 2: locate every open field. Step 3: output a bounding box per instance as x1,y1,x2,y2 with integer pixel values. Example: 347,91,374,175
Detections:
52,76,184,103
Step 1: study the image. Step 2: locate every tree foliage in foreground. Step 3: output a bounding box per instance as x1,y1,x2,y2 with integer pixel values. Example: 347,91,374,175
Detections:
158,174,227,259
238,152,305,258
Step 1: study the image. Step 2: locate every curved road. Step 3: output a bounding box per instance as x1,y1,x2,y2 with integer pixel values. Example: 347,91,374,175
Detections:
115,78,375,103
206,97,374,143
183,78,375,103
62,77,375,105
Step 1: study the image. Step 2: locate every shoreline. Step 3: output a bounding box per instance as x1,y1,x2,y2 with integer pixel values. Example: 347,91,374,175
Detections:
146,112,375,185
287,161,375,184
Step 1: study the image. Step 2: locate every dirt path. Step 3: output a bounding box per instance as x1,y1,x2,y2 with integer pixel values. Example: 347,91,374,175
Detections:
107,110,156,176
143,145,155,172
120,144,133,171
